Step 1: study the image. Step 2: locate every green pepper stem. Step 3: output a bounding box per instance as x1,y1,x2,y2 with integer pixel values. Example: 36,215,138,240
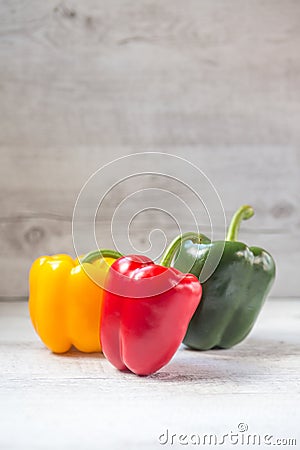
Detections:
81,249,123,264
160,232,202,267
226,205,254,242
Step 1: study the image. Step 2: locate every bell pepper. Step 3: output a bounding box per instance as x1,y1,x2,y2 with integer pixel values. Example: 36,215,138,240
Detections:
29,249,122,353
161,205,276,350
99,253,202,375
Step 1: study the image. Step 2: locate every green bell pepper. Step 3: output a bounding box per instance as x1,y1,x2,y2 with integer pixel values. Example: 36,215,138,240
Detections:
160,205,276,350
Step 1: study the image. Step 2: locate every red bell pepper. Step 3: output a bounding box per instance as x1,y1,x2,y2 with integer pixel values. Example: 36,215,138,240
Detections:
100,254,202,376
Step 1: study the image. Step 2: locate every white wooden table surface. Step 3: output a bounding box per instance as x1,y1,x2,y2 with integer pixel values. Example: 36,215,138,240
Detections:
0,299,299,449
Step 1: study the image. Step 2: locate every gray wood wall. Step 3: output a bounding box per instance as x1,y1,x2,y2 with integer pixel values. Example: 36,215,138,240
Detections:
1,1,299,298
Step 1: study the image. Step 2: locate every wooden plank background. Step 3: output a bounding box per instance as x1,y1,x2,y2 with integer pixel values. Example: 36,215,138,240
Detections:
0,1,299,298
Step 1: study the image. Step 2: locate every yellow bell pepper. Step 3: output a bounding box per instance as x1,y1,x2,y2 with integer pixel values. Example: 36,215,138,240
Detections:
29,249,122,353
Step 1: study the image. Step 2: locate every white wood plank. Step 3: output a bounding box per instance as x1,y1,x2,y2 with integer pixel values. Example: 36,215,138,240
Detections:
1,147,299,229
0,299,299,449
1,1,300,148
0,215,297,297
0,147,299,297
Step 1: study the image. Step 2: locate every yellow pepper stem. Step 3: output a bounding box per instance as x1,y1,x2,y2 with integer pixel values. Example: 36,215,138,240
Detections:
81,249,123,264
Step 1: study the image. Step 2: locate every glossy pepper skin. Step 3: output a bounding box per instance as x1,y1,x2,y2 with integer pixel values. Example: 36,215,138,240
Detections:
29,249,122,353
101,255,202,375
165,206,276,350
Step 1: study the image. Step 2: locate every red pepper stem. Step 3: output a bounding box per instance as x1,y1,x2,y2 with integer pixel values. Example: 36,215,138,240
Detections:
226,205,254,242
81,249,123,264
160,232,201,268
